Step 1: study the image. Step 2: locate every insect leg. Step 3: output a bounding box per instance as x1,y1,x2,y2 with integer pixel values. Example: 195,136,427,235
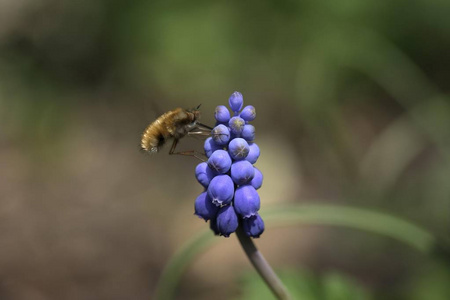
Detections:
187,125,211,140
196,122,213,130
188,130,211,137
168,138,179,154
168,138,206,161
172,150,206,161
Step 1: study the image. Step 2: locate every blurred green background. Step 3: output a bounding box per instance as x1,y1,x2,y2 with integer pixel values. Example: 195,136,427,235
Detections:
1,0,450,299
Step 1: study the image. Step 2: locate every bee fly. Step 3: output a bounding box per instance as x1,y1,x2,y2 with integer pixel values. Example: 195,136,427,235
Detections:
140,105,212,159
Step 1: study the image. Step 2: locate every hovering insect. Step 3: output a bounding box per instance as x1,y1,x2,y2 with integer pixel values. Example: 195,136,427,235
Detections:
140,105,212,158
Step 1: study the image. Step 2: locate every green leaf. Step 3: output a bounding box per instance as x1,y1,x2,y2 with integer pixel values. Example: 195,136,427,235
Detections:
153,204,436,300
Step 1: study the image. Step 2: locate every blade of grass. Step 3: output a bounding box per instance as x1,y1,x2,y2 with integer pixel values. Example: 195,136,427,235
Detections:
154,203,436,299
359,115,427,193
338,28,450,161
153,229,216,300
263,204,435,253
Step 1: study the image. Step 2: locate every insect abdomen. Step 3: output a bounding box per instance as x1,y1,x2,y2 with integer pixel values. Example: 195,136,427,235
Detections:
140,109,182,153
140,107,198,154
141,129,164,153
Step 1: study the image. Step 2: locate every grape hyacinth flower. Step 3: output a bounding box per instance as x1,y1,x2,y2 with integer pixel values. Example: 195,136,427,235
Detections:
150,92,292,300
190,92,291,300
194,91,264,238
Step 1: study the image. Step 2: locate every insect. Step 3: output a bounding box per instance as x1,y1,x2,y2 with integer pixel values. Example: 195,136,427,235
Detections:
141,105,212,159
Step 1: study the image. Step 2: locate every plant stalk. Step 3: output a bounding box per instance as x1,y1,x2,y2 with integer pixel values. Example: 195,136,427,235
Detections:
235,226,292,300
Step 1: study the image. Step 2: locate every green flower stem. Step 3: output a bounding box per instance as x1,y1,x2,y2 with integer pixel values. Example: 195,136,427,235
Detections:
236,225,292,300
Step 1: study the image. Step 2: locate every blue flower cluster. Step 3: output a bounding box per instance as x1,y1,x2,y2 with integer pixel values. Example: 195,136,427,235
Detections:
194,92,264,238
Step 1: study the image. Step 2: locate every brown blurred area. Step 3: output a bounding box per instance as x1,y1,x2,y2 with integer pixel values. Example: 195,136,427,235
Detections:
1,0,450,299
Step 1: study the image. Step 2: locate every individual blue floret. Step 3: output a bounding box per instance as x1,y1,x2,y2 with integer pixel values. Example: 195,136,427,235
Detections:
212,124,231,145
228,91,243,113
246,142,260,164
234,185,260,218
229,116,245,137
228,138,249,160
208,150,232,174
240,105,256,122
194,192,219,221
195,162,215,188
242,214,265,238
207,175,234,206
215,105,231,123
241,124,255,142
230,160,255,185
216,205,239,237
250,167,263,190
204,137,222,158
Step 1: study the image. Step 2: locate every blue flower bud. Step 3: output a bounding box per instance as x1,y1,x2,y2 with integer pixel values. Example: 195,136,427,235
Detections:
229,91,243,113
231,160,255,185
250,167,263,190
240,105,256,122
195,162,215,188
228,138,249,160
215,105,231,123
212,124,230,146
234,185,260,218
204,137,222,158
208,149,232,174
241,124,255,142
194,192,219,221
210,218,220,235
228,116,245,136
242,214,265,238
246,142,260,164
216,205,238,237
207,175,234,206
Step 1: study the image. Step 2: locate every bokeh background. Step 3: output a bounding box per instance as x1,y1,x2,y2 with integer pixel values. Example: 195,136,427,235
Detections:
1,0,450,299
